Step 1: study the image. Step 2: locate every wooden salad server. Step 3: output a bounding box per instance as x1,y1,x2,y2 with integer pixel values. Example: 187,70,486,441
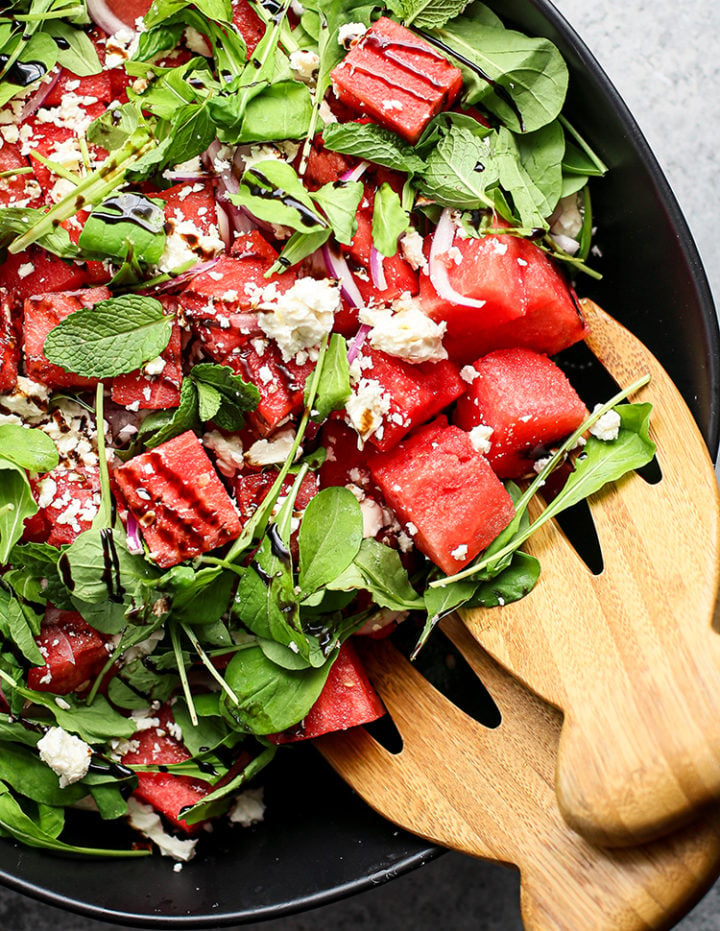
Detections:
317,615,720,931
461,299,720,847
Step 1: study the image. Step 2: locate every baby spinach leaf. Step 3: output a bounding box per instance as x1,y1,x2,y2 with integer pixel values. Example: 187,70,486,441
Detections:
20,691,137,744
372,182,410,257
0,466,37,565
321,121,426,174
58,528,159,605
306,333,351,422
6,597,44,665
0,424,59,474
464,550,540,608
351,539,425,612
0,743,87,806
43,295,173,379
89,783,128,821
222,643,335,735
298,487,364,595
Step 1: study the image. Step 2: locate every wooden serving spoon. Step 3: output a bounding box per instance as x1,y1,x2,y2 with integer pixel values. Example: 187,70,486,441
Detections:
460,300,720,847
318,615,720,931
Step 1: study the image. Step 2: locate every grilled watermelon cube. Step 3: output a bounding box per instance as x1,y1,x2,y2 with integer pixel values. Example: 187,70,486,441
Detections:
111,303,183,410
331,17,463,143
222,341,314,437
0,248,90,303
24,465,101,547
269,640,384,743
27,607,109,694
349,347,465,451
454,348,589,478
23,286,111,389
369,417,515,574
0,289,19,393
114,430,242,568
121,703,211,834
419,232,527,364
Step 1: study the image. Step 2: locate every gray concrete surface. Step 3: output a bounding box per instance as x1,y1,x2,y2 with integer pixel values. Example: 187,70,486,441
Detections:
1,0,719,928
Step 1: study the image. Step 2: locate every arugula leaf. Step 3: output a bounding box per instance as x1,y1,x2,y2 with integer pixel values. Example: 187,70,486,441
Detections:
0,424,59,474
306,333,351,421
298,487,364,595
328,538,425,612
270,228,331,274
311,180,364,246
0,467,38,565
0,207,77,258
19,690,137,743
5,597,44,665
372,182,410,257
43,295,173,379
228,80,313,144
232,160,325,233
57,528,159,606
321,121,426,174
46,20,101,76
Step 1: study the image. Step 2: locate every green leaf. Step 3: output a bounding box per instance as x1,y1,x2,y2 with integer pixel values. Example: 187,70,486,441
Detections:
465,550,540,607
493,126,549,229
78,193,166,266
337,538,425,612
43,295,173,379
196,381,222,422
58,528,159,605
418,125,496,211
222,643,335,735
0,467,37,565
46,21,101,76
190,362,260,431
20,691,137,744
321,121,426,174
388,0,470,29
142,378,200,449
89,783,129,820
0,207,77,258
298,487,364,595
429,12,569,133
227,80,313,144
6,597,44,665
306,333,351,422
232,160,325,233
0,424,59,473
0,742,87,806
87,101,142,151
311,180,363,246
271,228,331,274
371,182,410,257
5,542,72,609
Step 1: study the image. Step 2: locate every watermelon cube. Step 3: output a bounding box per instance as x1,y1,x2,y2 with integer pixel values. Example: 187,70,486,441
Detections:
0,141,42,209
349,347,465,451
111,302,183,410
331,17,463,143
23,286,111,389
0,289,19,393
27,607,109,695
269,640,385,743
0,248,90,303
235,468,318,522
24,465,101,547
113,430,242,568
121,703,212,833
369,417,516,574
454,348,589,478
232,0,266,56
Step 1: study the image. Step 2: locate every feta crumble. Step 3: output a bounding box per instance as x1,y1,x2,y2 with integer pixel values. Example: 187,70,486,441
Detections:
37,727,92,788
258,277,340,362
127,798,198,861
289,49,320,83
359,297,447,364
346,378,391,442
338,22,367,49
228,787,266,826
590,406,621,442
468,424,493,455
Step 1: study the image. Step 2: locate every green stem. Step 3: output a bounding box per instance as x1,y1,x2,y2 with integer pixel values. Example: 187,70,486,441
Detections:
180,622,239,705
170,621,198,726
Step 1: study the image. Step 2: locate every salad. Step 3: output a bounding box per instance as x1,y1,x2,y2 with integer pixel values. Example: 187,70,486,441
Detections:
0,0,656,862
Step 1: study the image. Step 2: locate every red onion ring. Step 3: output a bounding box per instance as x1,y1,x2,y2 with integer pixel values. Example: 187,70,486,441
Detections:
369,245,387,292
321,243,365,309
86,0,129,35
126,512,144,555
19,70,60,122
137,257,221,294
340,161,369,183
347,324,371,364
215,201,232,251
429,209,486,309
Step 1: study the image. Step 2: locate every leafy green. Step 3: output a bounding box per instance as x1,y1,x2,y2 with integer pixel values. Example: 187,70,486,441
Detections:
321,121,426,174
43,296,173,379
298,487,364,595
0,424,59,474
306,333,351,421
232,160,325,233
372,182,411,257
0,467,39,565
78,194,167,266
386,0,470,28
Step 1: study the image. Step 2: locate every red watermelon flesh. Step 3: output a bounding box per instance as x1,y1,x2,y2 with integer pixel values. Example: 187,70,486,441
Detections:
0,248,90,303
331,17,463,144
269,641,385,743
0,141,43,209
23,286,111,389
24,465,101,547
232,0,266,56
27,608,109,695
0,289,19,393
369,417,516,575
454,347,589,478
111,304,183,410
113,430,242,568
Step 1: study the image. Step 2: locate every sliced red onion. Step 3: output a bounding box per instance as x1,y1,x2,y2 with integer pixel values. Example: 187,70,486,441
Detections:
161,170,209,183
215,201,232,250
322,243,365,309
340,161,369,184
347,324,371,364
429,208,486,309
86,0,129,35
137,257,221,294
20,70,60,122
369,245,387,292
126,512,144,555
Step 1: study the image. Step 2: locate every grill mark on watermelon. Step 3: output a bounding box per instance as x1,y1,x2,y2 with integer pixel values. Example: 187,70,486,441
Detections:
362,30,452,90
346,65,436,104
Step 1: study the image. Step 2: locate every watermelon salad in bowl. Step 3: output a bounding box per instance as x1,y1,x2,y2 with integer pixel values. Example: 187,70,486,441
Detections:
0,0,718,923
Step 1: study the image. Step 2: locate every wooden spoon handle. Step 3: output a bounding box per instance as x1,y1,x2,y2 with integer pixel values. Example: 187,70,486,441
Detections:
462,301,720,846
318,617,720,929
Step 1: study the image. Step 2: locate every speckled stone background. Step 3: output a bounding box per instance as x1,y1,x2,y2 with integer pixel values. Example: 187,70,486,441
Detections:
2,1,719,928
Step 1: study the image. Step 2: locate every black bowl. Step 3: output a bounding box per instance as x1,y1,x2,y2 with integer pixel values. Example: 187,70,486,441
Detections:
1,0,718,926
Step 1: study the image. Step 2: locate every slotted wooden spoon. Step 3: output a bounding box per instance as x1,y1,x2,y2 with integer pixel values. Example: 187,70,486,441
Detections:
318,615,720,930
460,299,720,847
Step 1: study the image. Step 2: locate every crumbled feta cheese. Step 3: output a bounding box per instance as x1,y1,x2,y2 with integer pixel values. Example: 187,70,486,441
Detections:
460,365,480,383
346,378,391,442
359,497,386,538
184,26,211,56
289,49,320,83
318,98,338,125
37,727,92,788
17,262,34,278
156,218,224,273
36,476,58,509
399,228,428,272
203,430,245,477
468,424,493,455
122,629,165,665
450,543,469,561
533,454,554,474
127,798,198,861
105,27,139,69
550,193,583,255
359,297,447,364
143,356,166,377
258,277,340,362
590,406,621,442
228,787,265,826
245,427,298,468
130,709,161,731
0,376,50,423
338,22,367,49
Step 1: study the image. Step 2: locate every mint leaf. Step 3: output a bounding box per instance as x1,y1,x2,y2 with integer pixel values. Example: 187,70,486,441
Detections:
372,182,410,257
43,295,173,379
387,0,470,29
321,122,426,174
191,363,260,431
418,125,497,211
142,378,200,449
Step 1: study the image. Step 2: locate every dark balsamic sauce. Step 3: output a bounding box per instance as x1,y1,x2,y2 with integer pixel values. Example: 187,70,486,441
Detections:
0,55,47,87
100,528,125,603
93,192,165,234
58,553,75,591
246,169,324,228
267,523,290,564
